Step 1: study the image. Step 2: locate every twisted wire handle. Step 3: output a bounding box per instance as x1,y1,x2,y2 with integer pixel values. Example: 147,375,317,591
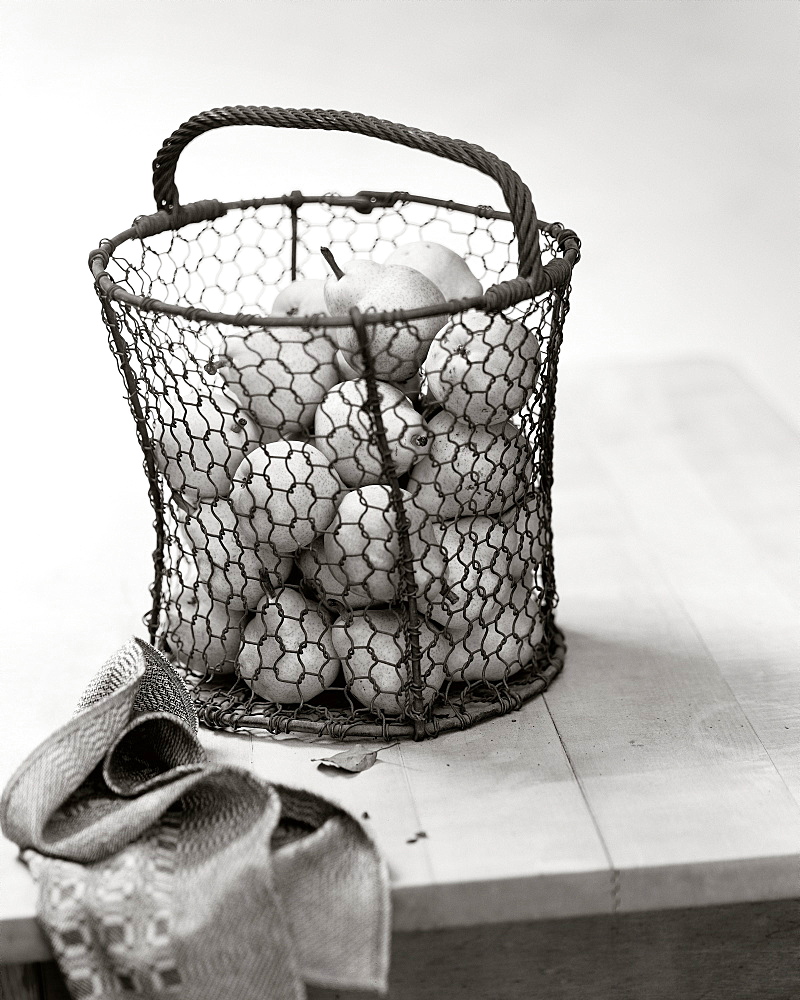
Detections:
151,105,542,283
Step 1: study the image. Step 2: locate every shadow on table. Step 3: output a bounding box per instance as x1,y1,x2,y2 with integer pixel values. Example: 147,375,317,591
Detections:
543,627,768,774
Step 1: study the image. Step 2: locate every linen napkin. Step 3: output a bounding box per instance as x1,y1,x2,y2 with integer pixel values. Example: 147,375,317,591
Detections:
0,638,390,999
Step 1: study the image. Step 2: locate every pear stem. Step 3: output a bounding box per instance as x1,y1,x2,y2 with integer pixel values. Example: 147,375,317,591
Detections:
321,247,344,281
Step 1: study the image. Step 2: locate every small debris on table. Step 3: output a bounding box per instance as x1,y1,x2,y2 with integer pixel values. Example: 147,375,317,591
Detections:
313,743,399,774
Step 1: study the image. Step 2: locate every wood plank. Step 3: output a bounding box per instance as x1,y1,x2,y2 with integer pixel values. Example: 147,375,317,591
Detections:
205,703,614,930
548,361,800,911
2,358,797,964
626,358,799,598
556,590,800,913
550,534,800,910
557,361,800,799
0,707,612,965
552,536,796,778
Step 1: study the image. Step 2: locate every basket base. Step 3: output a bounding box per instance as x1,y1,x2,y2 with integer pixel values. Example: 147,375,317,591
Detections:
172,631,566,741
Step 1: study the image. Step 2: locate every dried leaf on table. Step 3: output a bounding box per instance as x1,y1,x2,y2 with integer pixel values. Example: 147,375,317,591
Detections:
313,743,399,773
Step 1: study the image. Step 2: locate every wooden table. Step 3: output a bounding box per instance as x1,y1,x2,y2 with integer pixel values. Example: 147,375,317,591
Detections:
2,359,798,999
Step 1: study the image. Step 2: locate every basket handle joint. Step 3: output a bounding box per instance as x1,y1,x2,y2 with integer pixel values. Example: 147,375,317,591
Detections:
353,190,409,214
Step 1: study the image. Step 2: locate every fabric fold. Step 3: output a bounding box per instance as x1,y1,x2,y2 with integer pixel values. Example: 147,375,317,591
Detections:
102,712,205,797
1,638,390,999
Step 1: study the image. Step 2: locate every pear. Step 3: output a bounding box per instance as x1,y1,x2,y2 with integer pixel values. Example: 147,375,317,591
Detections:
231,441,344,555
332,609,448,716
335,348,361,382
384,241,483,302
151,385,258,509
238,587,339,704
501,496,543,576
181,498,292,610
343,266,447,383
425,310,542,426
314,379,431,488
335,349,421,396
324,485,442,604
322,248,447,383
215,325,339,438
421,515,520,632
271,279,328,317
407,411,532,520
322,254,384,315
444,582,544,684
397,370,422,397
297,537,373,612
162,573,245,675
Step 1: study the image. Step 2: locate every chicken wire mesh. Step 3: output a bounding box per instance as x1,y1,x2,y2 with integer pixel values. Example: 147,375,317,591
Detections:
89,107,579,740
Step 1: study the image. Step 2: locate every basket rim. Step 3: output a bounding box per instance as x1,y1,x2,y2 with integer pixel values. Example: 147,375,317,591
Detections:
88,190,580,329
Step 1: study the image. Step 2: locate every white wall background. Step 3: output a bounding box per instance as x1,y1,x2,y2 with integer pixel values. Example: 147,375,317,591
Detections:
0,0,796,687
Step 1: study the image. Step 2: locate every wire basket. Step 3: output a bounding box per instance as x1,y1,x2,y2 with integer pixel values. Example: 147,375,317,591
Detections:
88,106,580,741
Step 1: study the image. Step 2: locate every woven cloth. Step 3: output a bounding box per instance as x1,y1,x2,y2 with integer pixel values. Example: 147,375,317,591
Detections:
0,638,390,999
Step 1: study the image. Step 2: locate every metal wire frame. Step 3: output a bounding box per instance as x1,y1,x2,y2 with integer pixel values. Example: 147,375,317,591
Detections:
89,107,579,740
89,191,579,322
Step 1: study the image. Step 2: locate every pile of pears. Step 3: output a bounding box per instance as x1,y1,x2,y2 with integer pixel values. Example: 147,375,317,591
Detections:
155,239,546,719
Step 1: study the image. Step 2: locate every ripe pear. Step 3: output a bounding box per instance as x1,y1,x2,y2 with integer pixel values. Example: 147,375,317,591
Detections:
324,485,442,604
271,279,328,317
425,310,542,426
181,498,292,610
322,249,447,383
151,385,259,509
444,582,544,684
421,515,519,632
231,441,344,555
332,610,447,716
314,379,431,487
344,267,447,383
162,574,245,675
216,325,339,438
322,255,384,315
335,348,361,382
407,411,532,520
335,349,421,396
501,496,543,576
384,241,483,302
238,587,339,704
297,537,372,612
